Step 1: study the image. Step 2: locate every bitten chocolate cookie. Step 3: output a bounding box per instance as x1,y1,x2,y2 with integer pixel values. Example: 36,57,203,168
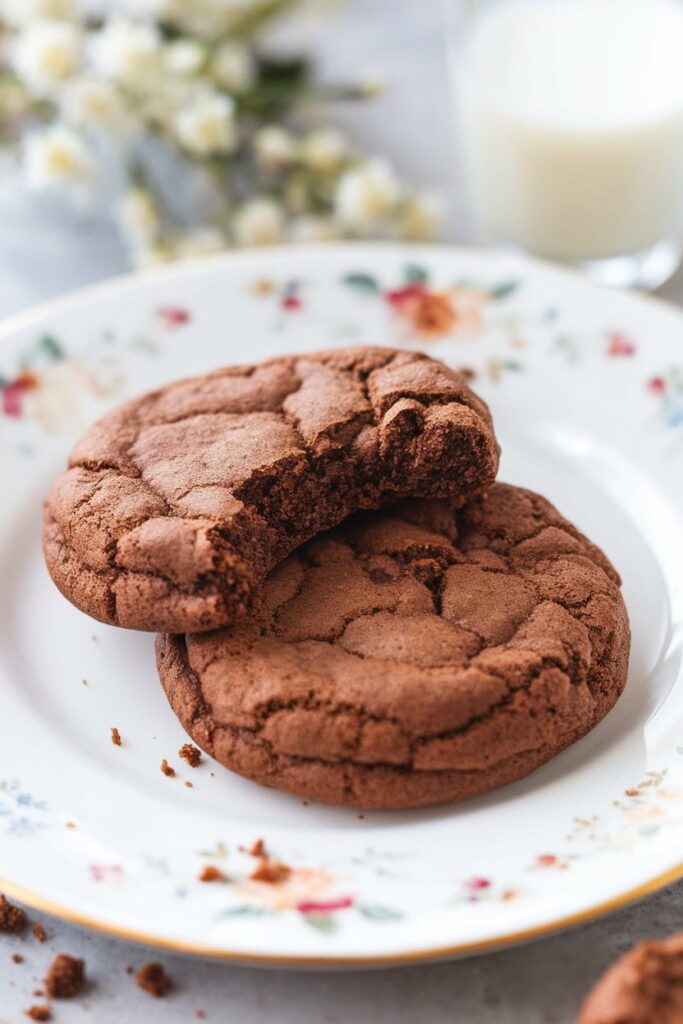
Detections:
578,934,683,1024
157,484,630,809
43,347,498,633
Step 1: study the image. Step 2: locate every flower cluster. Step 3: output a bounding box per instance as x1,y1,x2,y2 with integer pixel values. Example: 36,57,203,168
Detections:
0,0,438,266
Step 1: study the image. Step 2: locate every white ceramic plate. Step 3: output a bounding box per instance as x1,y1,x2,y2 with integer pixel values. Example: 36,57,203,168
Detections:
1,243,683,966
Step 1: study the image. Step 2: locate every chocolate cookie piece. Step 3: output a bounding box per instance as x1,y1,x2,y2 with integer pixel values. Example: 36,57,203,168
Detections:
43,347,498,632
157,483,630,809
578,934,683,1024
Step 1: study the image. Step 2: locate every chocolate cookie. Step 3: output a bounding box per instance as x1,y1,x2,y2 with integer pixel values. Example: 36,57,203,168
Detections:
157,483,630,809
43,347,498,633
578,934,683,1024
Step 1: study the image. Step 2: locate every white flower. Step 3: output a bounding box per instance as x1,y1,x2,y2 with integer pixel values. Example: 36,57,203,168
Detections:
164,39,206,77
92,18,160,82
62,78,128,134
288,216,339,244
210,41,255,93
0,0,77,24
334,159,402,231
130,240,173,270
399,194,440,241
300,129,347,174
253,126,296,172
233,197,284,247
24,125,92,189
14,19,82,96
118,187,161,246
174,226,227,259
174,90,236,156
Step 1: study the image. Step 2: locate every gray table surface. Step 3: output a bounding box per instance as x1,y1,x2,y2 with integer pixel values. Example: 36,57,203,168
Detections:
2,1,683,1020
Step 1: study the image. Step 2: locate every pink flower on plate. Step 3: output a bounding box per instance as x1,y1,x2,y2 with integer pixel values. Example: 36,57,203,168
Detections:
463,876,491,891
606,332,637,357
157,306,191,329
89,864,124,885
239,866,335,912
2,373,38,418
296,896,354,915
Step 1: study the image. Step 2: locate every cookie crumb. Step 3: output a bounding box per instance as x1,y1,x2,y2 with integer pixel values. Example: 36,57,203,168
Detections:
250,859,291,884
110,727,122,746
136,961,172,997
12,953,24,963
160,759,175,778
179,743,201,768
81,677,89,685
0,894,27,933
32,922,47,942
124,965,133,975
44,954,85,998
248,838,266,858
357,814,365,820
185,781,193,788
198,865,226,883
65,821,77,829
195,1011,207,1019
33,990,44,998
24,1006,50,1021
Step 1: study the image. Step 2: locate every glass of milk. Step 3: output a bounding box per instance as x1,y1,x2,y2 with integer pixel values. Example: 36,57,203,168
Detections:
448,0,683,288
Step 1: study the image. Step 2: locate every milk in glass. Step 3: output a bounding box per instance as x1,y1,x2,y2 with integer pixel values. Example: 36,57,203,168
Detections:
455,0,683,283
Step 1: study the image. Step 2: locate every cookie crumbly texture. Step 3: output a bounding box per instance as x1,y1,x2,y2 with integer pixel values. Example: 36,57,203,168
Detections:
136,961,172,997
44,954,85,999
158,484,630,810
24,1007,51,1022
0,894,27,933
43,347,499,633
578,933,683,1023
179,743,201,767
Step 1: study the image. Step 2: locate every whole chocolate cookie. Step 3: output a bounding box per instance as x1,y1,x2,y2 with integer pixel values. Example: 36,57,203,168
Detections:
44,347,499,632
157,484,630,809
578,934,683,1024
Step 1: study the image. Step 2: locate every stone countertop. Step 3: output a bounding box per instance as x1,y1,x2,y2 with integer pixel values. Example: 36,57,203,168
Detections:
1,1,682,1020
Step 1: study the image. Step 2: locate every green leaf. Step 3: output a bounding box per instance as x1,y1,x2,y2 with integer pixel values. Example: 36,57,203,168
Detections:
19,334,65,372
403,263,429,285
302,913,338,934
358,904,403,922
218,905,270,918
38,335,65,360
342,272,379,293
198,841,229,859
489,280,520,301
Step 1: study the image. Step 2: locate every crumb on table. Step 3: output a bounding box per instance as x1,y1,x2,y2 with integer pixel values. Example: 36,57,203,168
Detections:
136,961,172,997
160,759,176,778
24,1006,51,1021
32,922,47,943
110,726,122,746
0,894,26,933
44,954,85,999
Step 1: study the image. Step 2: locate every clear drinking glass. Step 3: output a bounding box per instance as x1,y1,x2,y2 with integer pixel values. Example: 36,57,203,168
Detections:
446,0,683,289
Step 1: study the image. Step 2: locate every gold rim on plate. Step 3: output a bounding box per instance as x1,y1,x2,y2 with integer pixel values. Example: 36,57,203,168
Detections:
1,863,681,966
